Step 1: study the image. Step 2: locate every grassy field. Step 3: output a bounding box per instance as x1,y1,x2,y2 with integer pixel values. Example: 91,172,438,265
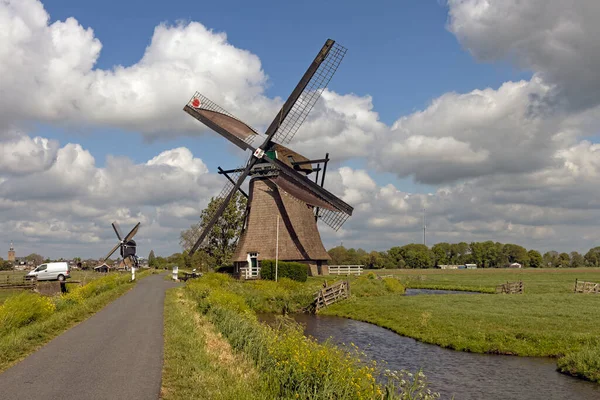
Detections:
315,268,600,382
371,267,600,294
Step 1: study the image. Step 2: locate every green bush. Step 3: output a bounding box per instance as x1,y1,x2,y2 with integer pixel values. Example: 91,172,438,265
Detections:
350,276,405,297
260,260,308,282
383,277,406,294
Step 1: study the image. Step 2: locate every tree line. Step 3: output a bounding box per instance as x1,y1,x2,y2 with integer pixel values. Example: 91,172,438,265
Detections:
328,242,600,269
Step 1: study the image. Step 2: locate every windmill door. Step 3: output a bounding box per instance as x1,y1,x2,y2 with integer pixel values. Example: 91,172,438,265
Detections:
247,253,260,278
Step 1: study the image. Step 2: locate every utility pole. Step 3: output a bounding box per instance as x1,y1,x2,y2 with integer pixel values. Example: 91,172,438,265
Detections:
275,215,279,282
423,207,426,246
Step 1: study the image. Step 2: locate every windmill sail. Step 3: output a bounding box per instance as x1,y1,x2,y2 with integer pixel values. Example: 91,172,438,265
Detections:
184,93,259,151
269,157,353,216
124,222,141,242
270,175,336,211
316,207,351,231
103,242,121,262
112,222,123,241
271,41,346,145
271,172,352,231
188,164,249,255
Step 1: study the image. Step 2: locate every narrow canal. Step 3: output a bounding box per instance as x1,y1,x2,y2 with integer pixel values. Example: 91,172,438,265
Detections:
260,312,600,399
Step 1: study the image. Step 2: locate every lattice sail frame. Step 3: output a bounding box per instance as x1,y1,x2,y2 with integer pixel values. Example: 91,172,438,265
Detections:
316,208,350,231
187,92,260,146
273,42,347,145
272,172,351,231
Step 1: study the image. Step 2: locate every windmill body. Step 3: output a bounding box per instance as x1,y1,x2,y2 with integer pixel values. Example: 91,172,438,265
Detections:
184,39,353,279
232,177,331,278
101,222,141,271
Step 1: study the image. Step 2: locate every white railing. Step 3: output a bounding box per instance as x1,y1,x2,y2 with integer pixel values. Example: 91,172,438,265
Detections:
328,265,363,276
240,266,260,279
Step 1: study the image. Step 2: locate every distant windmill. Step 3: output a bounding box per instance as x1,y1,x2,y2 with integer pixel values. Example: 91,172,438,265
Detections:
102,222,141,271
183,39,354,278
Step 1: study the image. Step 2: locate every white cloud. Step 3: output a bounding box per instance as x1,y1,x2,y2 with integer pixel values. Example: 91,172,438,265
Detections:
447,0,600,110
321,163,600,253
288,91,385,160
0,134,59,175
0,138,222,258
0,0,279,136
372,78,594,184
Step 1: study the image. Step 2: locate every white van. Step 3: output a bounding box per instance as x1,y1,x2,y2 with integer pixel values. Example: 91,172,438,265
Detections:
26,262,71,281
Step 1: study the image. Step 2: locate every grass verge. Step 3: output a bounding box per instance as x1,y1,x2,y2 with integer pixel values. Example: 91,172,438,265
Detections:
161,288,271,399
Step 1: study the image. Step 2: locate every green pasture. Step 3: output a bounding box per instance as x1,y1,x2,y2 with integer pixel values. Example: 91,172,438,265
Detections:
371,267,600,294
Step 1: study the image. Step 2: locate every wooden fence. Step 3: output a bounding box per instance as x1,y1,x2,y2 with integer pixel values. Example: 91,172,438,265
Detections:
574,279,599,294
328,265,363,276
313,280,350,312
0,275,35,290
496,281,523,294
0,276,82,294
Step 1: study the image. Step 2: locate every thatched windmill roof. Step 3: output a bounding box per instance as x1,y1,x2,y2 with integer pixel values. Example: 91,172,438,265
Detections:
233,178,331,262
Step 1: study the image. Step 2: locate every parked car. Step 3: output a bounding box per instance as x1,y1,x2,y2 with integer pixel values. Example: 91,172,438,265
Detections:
26,262,71,281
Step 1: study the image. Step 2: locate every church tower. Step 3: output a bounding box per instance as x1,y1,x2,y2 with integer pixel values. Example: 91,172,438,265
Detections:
8,241,15,262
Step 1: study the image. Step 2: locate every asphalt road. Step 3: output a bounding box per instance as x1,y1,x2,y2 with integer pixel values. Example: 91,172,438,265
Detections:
0,273,180,400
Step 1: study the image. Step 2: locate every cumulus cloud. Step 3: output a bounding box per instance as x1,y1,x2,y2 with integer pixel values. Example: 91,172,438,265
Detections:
0,138,222,257
288,91,385,160
447,0,600,111
320,163,600,253
0,0,279,136
374,78,586,183
0,134,59,175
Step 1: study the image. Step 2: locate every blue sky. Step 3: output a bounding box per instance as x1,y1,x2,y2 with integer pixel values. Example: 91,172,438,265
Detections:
4,0,600,258
41,0,530,192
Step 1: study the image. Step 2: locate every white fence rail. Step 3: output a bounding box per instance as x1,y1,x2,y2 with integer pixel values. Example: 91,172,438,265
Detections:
328,265,363,276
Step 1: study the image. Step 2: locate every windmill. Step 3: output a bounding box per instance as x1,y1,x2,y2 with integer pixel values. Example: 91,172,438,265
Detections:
183,38,353,278
102,222,141,271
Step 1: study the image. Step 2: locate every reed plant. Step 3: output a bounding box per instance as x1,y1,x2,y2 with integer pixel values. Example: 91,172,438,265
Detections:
184,274,437,399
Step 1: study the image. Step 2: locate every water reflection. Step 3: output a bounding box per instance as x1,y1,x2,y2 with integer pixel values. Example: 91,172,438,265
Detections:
260,314,600,400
